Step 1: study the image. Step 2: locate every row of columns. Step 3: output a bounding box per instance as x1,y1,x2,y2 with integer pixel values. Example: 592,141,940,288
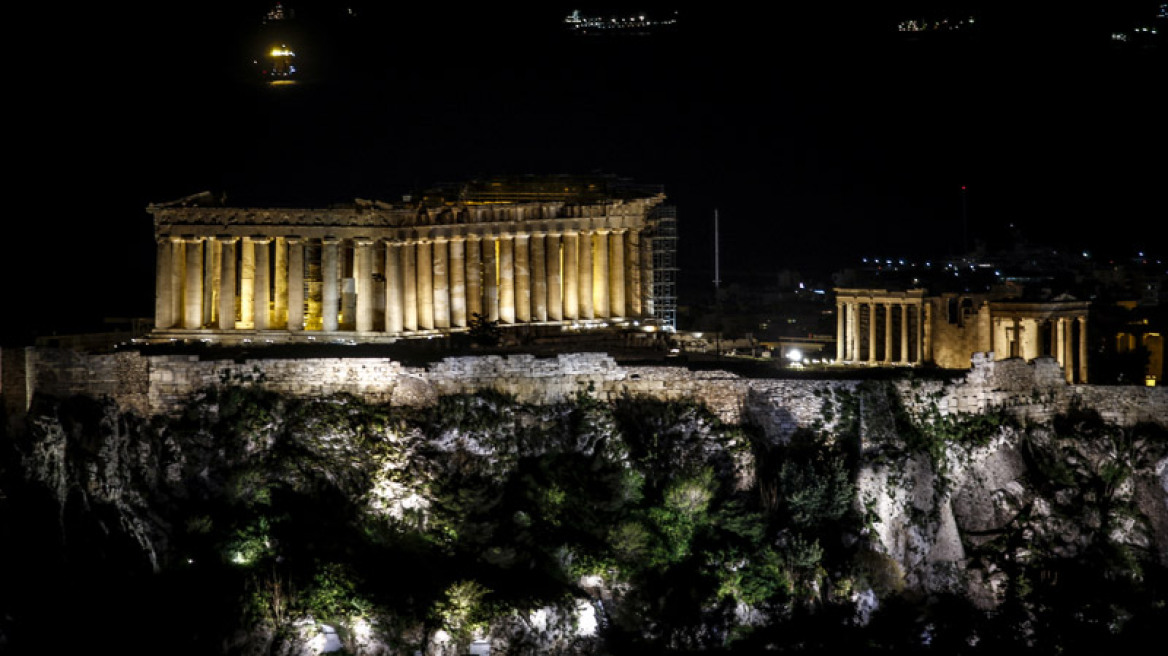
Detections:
156,229,645,333
835,299,928,365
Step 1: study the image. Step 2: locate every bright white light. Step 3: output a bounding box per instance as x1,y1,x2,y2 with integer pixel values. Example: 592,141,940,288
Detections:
576,599,599,636
352,618,373,642
786,348,803,361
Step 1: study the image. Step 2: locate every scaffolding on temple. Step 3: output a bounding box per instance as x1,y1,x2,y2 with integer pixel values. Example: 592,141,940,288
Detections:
648,205,678,330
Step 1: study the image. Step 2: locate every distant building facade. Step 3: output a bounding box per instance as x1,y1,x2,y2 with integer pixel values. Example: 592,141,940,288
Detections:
149,176,675,344
834,288,1089,382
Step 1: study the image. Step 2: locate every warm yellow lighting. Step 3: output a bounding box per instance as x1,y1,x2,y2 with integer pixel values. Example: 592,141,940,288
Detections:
270,47,295,57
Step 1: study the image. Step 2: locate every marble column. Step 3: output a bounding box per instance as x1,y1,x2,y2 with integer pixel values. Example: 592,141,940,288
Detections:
183,237,204,329
868,301,877,364
836,300,846,362
170,238,183,326
274,238,288,328
546,233,562,321
849,301,861,362
899,303,910,364
843,302,853,361
883,301,893,363
321,238,340,331
1055,317,1066,368
626,230,641,318
1021,319,1039,361
563,231,578,320
240,237,255,328
155,236,175,329
465,235,482,321
450,236,467,328
923,302,933,363
355,238,374,332
610,229,625,318
287,237,304,331
977,304,993,354
1061,318,1074,383
579,231,594,319
484,237,499,322
218,236,237,331
531,232,547,322
514,233,530,322
385,242,403,333
203,239,217,327
432,236,450,329
499,234,515,324
403,240,418,331
417,239,434,330
216,233,235,329
992,317,1008,360
915,302,923,364
593,228,609,318
254,237,271,331
1077,316,1088,383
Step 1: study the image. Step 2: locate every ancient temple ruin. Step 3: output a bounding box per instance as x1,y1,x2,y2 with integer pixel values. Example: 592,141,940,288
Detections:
148,177,676,344
834,288,1090,382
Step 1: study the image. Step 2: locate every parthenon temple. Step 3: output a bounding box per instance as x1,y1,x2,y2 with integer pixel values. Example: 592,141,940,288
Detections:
834,288,1090,383
148,177,676,344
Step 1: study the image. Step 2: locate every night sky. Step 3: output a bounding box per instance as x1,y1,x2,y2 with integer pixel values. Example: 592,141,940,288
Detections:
7,2,1165,343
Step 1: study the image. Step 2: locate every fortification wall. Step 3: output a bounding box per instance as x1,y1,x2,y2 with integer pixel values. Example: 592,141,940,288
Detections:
4,348,1166,439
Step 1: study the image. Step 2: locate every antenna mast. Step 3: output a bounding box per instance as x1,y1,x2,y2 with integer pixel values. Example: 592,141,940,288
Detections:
713,208,721,292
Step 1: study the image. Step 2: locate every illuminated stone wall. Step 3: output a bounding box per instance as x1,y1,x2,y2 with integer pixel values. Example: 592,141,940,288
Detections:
6,348,1165,439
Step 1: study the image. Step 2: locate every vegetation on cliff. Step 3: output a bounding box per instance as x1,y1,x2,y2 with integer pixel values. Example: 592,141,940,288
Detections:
2,378,1166,655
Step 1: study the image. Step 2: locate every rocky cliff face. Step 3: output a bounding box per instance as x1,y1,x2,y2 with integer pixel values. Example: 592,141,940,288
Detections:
2,361,1166,655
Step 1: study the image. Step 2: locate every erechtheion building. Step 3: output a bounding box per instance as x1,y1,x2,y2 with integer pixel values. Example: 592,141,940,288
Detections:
148,176,676,344
834,288,1089,382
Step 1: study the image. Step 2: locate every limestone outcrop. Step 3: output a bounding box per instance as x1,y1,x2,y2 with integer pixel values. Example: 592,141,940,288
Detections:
2,351,1166,654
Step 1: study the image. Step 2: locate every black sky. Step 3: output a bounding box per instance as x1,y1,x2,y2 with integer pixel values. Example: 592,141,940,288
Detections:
7,2,1165,343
